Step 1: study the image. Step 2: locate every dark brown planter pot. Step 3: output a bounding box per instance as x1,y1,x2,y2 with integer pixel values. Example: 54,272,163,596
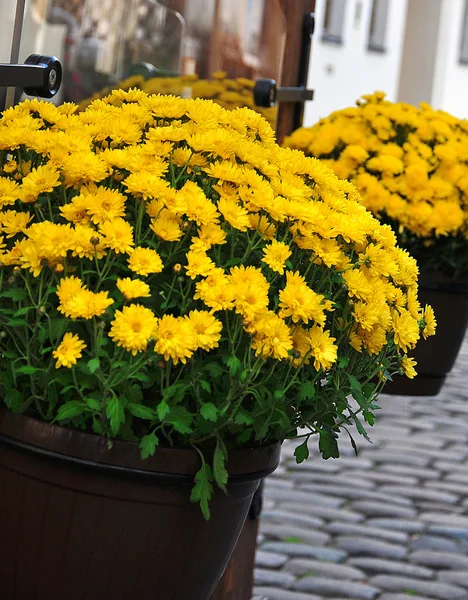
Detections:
0,410,280,600
385,274,468,396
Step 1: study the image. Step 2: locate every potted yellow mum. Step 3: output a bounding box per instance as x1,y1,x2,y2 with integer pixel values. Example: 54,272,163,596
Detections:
0,91,433,599
283,92,468,395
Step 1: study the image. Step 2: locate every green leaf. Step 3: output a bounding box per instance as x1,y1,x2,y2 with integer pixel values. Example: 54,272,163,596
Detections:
16,365,37,375
294,439,310,464
5,388,23,412
128,403,157,421
139,431,159,459
190,461,214,520
13,306,32,317
338,356,349,369
213,440,228,493
273,389,285,402
157,400,170,421
199,379,211,394
318,427,339,459
0,288,27,301
234,410,254,426
298,381,316,402
5,318,29,327
87,358,100,374
106,396,125,436
200,402,218,422
163,383,188,403
205,362,223,379
237,428,253,443
167,406,193,434
86,397,101,412
56,400,86,421
92,417,103,435
226,355,242,376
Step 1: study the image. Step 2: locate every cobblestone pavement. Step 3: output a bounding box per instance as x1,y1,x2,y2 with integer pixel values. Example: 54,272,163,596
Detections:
252,335,468,600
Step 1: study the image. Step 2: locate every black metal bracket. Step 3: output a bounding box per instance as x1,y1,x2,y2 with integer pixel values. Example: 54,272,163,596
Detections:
253,12,315,130
0,54,62,99
254,79,314,107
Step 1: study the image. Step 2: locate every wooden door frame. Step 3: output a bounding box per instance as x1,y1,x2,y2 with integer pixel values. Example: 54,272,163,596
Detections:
277,0,316,142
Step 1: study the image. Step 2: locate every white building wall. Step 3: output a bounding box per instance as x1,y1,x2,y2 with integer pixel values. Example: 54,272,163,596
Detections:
303,0,409,126
398,0,442,107
432,0,468,118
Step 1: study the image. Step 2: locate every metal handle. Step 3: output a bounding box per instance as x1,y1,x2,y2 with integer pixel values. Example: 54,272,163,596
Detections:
0,55,62,99
253,79,314,107
253,12,315,129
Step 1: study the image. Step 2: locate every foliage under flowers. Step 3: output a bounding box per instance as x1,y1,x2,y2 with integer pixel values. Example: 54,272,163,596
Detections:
78,71,277,127
284,93,468,276
0,92,434,516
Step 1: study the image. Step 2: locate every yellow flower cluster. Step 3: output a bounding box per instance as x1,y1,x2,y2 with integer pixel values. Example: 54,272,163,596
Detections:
284,92,468,239
0,92,432,377
78,71,277,127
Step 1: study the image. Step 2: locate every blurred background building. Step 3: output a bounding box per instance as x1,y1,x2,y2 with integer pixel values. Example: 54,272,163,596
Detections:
1,0,468,123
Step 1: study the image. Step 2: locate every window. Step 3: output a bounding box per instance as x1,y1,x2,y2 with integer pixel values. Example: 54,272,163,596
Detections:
322,0,346,44
368,0,390,52
460,0,468,63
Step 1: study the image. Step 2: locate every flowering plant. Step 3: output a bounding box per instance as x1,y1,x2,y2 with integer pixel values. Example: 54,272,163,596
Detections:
78,71,277,126
284,93,468,276
0,92,434,516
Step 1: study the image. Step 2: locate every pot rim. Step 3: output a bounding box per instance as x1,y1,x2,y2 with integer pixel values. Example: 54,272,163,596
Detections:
0,408,281,482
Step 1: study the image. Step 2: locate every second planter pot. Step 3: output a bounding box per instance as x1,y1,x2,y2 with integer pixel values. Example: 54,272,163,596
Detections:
385,276,468,396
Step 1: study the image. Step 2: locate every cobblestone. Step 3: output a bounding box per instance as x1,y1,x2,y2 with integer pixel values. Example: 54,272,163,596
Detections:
365,518,425,533
260,542,347,563
368,575,468,600
254,569,295,588
437,570,468,589
335,536,407,560
410,534,460,553
255,550,288,569
349,500,417,519
326,522,409,544
347,557,433,578
259,523,330,546
409,550,468,569
252,335,468,600
253,588,321,600
286,558,365,580
294,578,380,599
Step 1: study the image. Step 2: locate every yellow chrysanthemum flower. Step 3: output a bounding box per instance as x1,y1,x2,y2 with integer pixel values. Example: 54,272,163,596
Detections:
127,247,163,276
185,310,223,351
154,314,197,364
279,271,331,325
109,304,158,355
262,240,292,275
422,304,437,339
117,277,151,300
392,309,420,353
251,312,293,360
59,289,113,320
185,250,217,279
401,355,418,379
53,332,86,368
99,218,134,254
308,326,338,371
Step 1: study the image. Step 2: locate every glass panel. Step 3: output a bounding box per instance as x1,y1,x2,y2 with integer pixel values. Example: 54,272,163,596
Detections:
11,0,287,128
